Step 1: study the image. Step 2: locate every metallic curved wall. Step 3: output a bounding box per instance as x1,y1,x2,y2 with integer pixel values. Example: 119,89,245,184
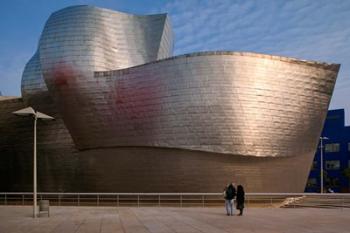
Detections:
21,52,47,102
49,51,339,157
39,5,173,72
32,5,173,147
0,5,340,193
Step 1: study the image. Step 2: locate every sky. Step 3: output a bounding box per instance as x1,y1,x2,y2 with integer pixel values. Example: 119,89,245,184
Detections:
1,0,350,122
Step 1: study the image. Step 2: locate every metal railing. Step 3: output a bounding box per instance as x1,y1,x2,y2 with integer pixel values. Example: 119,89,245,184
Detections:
1,192,350,208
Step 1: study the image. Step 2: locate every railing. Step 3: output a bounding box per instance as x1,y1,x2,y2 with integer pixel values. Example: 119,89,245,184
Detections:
0,192,350,208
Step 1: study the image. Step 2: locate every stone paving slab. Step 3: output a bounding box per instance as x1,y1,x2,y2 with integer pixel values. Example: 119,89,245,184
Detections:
0,206,349,233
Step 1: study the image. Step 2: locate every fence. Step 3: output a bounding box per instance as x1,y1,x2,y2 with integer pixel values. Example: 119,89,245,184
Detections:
1,192,350,208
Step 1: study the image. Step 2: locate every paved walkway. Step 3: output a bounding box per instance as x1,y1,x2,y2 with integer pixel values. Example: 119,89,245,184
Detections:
0,206,349,233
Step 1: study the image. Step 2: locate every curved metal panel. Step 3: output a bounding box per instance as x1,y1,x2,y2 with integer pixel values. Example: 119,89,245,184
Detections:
21,52,47,103
34,5,173,145
67,52,338,157
39,5,172,74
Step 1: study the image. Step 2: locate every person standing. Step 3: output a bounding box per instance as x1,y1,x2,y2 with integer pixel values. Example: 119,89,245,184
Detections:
236,185,245,216
224,183,236,216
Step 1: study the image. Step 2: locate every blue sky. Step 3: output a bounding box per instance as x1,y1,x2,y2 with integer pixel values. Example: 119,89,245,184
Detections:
1,0,350,121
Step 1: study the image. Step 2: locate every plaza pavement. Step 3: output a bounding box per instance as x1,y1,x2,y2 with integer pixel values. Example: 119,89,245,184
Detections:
0,206,349,233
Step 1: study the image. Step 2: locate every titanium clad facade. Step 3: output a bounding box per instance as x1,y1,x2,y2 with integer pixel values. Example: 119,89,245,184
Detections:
0,5,340,193
0,97,77,191
21,52,47,102
86,52,337,156
36,5,173,147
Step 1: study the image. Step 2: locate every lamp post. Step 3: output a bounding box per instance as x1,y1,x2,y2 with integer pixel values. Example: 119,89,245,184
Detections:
319,136,329,194
13,107,54,218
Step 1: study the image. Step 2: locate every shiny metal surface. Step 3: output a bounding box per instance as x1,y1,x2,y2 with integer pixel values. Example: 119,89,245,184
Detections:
21,52,47,102
39,5,173,72
86,52,338,157
36,5,173,146
0,5,340,193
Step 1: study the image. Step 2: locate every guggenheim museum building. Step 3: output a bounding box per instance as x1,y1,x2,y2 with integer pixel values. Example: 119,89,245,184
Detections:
0,5,340,193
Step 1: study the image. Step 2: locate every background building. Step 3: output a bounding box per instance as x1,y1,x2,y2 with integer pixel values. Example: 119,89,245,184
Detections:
306,109,350,193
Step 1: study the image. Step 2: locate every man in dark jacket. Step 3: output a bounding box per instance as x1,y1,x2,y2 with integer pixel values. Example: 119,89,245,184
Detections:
224,183,236,216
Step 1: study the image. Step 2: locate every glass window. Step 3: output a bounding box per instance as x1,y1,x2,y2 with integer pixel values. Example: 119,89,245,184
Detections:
325,160,340,170
311,161,317,170
326,177,340,188
325,143,340,153
306,178,317,188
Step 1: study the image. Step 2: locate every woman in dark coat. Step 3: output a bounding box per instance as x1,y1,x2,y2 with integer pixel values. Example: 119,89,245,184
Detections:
236,185,245,216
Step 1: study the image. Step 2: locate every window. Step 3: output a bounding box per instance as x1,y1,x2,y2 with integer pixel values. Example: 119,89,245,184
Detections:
326,177,340,188
311,161,318,170
348,143,350,152
306,178,317,188
325,143,340,153
325,160,340,170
